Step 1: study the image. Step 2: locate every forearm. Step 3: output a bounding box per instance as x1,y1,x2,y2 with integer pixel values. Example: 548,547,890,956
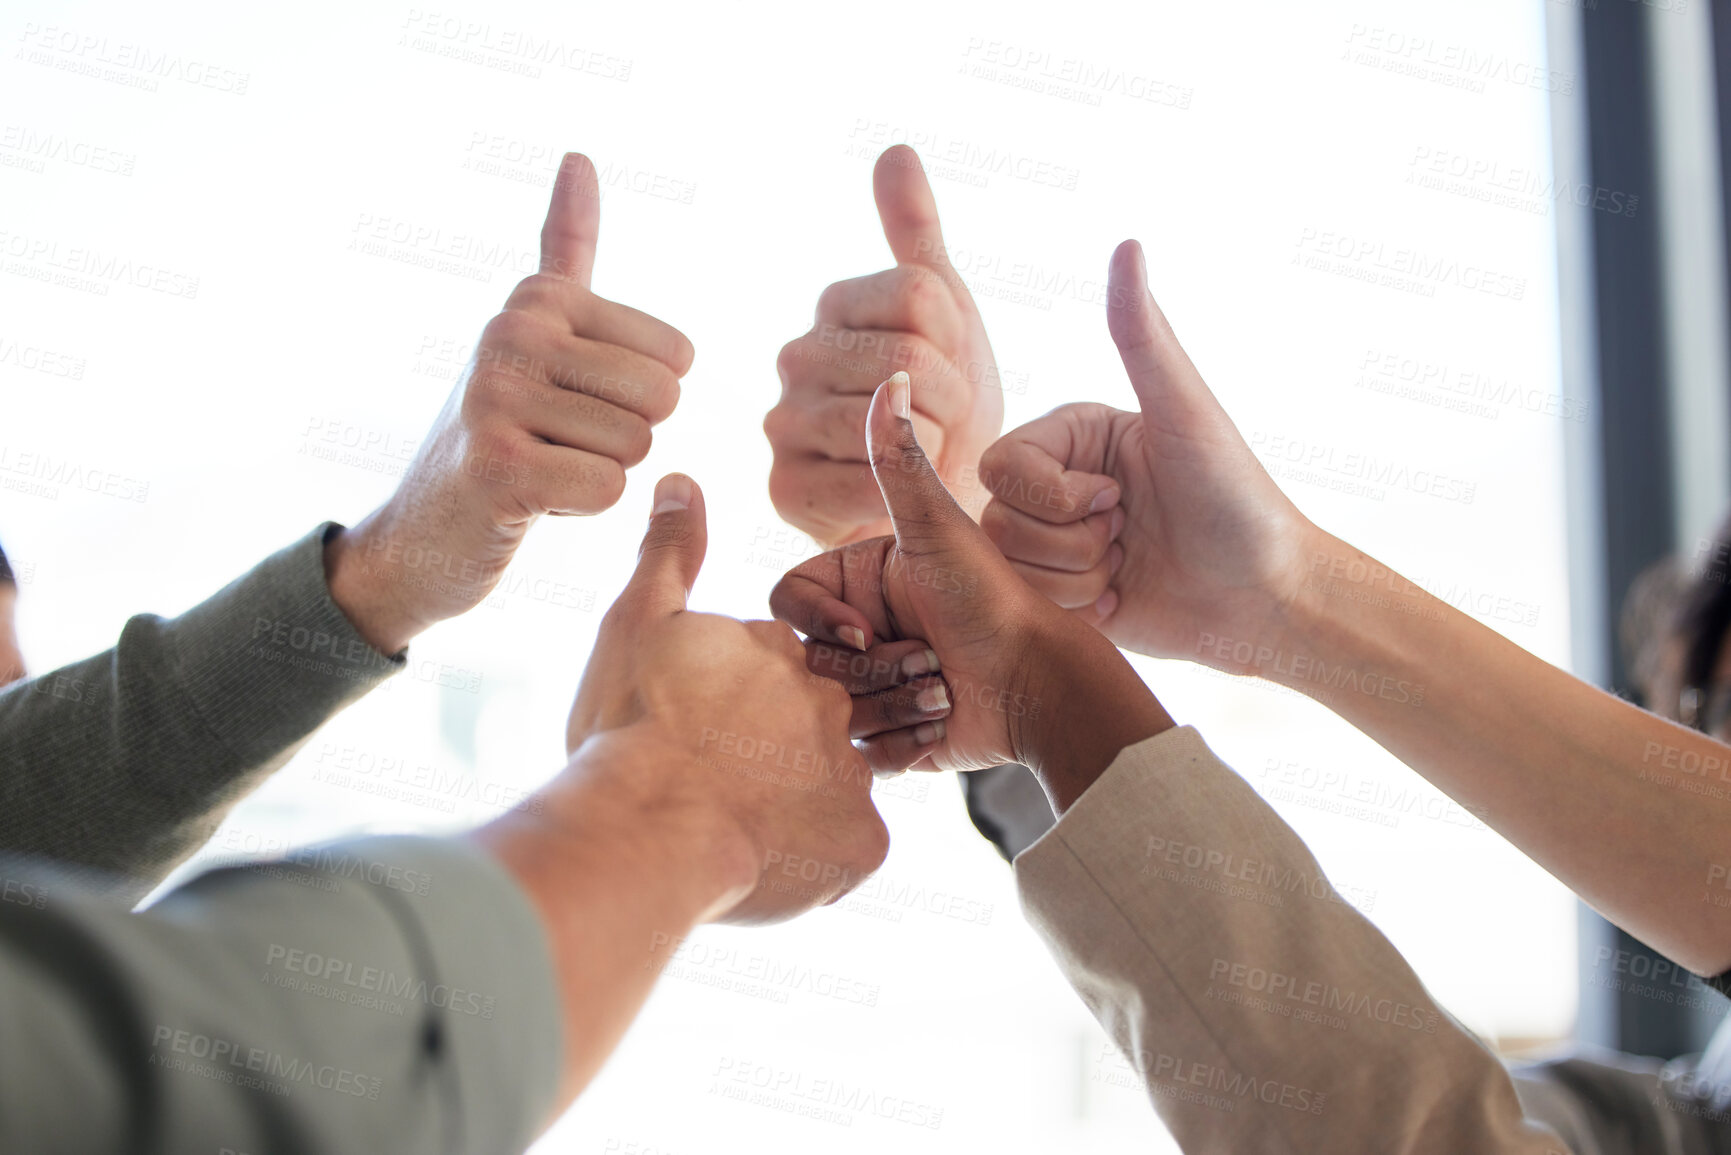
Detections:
1017,614,1175,814
471,731,754,1118
0,525,402,900
1261,529,1731,973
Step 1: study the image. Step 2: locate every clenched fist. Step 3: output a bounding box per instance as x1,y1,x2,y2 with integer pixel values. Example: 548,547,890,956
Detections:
328,152,695,653
766,145,1002,546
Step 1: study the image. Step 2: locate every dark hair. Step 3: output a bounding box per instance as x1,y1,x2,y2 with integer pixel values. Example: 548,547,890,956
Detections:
0,540,11,587
1674,514,1731,720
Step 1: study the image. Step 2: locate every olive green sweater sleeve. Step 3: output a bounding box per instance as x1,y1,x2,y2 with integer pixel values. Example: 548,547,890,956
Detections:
0,525,403,903
0,834,561,1154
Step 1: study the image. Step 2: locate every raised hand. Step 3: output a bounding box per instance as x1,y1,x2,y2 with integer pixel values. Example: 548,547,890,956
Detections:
978,240,1318,669
766,145,1003,546
771,373,1168,799
561,473,890,926
327,152,696,654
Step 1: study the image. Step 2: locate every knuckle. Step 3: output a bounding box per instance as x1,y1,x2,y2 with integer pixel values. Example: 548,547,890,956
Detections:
504,275,550,310
661,328,696,376
767,461,808,513
618,415,653,467
762,402,797,446
641,361,681,423
480,308,542,357
979,500,1009,541
977,434,1010,471
654,375,682,425
897,267,950,320
460,371,505,422
1082,536,1110,569
590,460,628,509
775,338,809,386
815,281,848,319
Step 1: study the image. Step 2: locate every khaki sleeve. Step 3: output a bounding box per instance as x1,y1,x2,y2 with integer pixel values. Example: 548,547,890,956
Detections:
1015,725,1570,1154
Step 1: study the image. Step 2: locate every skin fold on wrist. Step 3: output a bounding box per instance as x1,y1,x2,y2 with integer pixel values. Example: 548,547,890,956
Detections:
323,517,433,657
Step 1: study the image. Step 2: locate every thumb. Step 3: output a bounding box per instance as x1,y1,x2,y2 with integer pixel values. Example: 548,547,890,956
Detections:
618,474,708,619
1107,239,1215,427
873,146,956,277
539,152,600,286
867,372,974,554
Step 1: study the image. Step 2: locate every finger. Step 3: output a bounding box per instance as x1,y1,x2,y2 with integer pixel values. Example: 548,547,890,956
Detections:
976,418,1119,525
517,384,653,468
982,501,1122,573
770,568,875,653
514,439,628,515
475,315,683,425
849,675,951,740
540,152,600,287
815,268,965,355
1107,240,1219,432
874,146,959,284
771,539,902,651
616,474,708,618
544,336,682,425
804,637,940,696
857,719,946,774
504,281,695,377
866,372,974,553
1007,549,1118,611
764,394,946,466
778,329,973,428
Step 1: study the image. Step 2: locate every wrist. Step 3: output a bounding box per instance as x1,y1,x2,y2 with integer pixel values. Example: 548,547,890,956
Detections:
1011,607,1173,814
324,513,436,655
1265,527,1420,689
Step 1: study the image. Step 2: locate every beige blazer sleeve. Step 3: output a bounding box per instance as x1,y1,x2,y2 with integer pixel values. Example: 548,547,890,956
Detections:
1014,725,1571,1154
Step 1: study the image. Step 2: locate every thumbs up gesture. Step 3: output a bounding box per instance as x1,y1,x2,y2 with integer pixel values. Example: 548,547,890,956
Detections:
771,373,1168,796
560,473,889,926
978,240,1319,668
326,153,695,654
766,145,1003,547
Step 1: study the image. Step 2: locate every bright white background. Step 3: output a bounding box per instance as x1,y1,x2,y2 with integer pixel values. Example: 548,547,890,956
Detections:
2,1,1578,1149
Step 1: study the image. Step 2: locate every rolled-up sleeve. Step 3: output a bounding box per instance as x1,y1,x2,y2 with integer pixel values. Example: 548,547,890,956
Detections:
1015,725,1569,1154
0,834,561,1154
